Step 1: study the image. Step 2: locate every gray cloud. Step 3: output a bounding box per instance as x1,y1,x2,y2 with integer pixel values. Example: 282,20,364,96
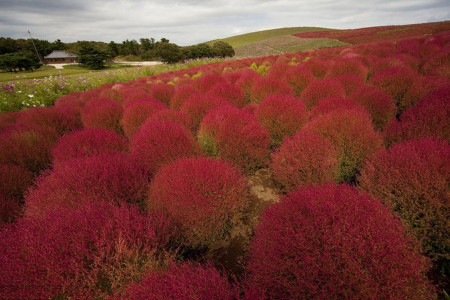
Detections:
0,0,448,45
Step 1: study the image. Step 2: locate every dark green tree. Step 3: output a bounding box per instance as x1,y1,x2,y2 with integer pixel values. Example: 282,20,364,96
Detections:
187,43,214,59
107,41,120,57
154,42,184,64
78,46,107,69
0,52,41,72
51,39,66,50
212,41,235,58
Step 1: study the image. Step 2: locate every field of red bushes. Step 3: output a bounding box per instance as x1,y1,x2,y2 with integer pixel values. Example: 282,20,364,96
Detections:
0,22,449,299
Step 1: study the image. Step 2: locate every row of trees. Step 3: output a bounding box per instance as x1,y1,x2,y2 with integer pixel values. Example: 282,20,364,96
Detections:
0,36,235,71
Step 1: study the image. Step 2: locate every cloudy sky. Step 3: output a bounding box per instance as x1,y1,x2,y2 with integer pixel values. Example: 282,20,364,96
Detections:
1,0,449,45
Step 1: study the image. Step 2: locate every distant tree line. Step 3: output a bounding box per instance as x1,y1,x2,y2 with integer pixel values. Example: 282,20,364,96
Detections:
0,36,235,71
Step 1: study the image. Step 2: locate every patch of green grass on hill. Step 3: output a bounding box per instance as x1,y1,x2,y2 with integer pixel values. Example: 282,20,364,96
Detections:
208,27,331,48
234,35,349,57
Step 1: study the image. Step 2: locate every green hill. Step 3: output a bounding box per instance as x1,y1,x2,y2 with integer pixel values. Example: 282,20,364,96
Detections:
207,27,330,48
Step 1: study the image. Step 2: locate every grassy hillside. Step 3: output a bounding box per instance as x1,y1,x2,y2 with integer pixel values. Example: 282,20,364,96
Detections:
208,27,330,48
234,35,349,57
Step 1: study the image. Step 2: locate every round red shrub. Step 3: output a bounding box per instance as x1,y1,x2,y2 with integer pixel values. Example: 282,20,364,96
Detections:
51,128,128,166
170,84,198,109
303,58,328,78
250,77,293,104
147,157,250,248
0,124,59,174
120,262,236,299
332,73,365,96
208,82,246,108
369,67,419,111
310,97,367,120
0,201,172,299
421,48,450,75
326,58,368,80
194,73,227,91
121,98,167,137
302,109,383,182
0,191,22,223
359,138,449,267
16,106,82,136
235,68,263,102
245,184,435,299
24,153,149,217
349,85,397,129
300,78,346,109
401,76,450,111
180,93,229,133
130,119,199,176
285,65,315,96
0,111,20,131
149,83,175,106
0,163,34,202
145,108,190,129
383,87,450,146
270,131,338,192
81,99,124,134
198,106,270,173
117,86,150,106
255,94,309,147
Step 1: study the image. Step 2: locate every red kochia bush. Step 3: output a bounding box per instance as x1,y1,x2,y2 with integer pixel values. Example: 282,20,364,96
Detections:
270,131,338,192
383,87,450,146
310,97,367,120
349,85,397,129
121,98,167,137
250,77,293,104
0,202,172,299
170,84,198,109
208,82,246,108
51,128,129,166
24,153,149,217
300,78,346,109
285,65,315,96
130,119,199,176
0,164,34,202
0,124,59,173
120,262,236,299
255,94,309,146
147,157,250,248
369,67,419,111
302,109,383,182
359,138,450,265
326,58,368,80
149,82,175,106
198,106,270,173
235,68,263,102
81,99,124,134
245,184,434,299
332,73,365,96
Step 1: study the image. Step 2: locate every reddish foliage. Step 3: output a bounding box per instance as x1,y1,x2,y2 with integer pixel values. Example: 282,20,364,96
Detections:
180,93,229,133
0,111,20,131
235,69,263,102
302,109,383,182
149,83,175,106
81,99,124,134
0,202,172,299
121,98,167,137
402,76,450,110
250,77,293,104
300,78,346,109
270,131,338,192
326,58,368,80
208,82,246,108
245,184,435,299
369,67,419,111
303,59,328,78
170,84,198,109
266,61,290,79
255,94,309,146
117,86,150,106
310,97,367,120
349,85,397,129
421,48,450,75
198,106,270,173
147,157,250,248
0,163,34,202
120,262,236,299
359,138,450,265
397,38,424,57
16,106,82,136
285,65,315,96
194,73,227,91
145,109,190,129
130,119,199,176
383,87,450,146
24,153,149,217
332,73,365,96
0,124,59,173
51,128,128,166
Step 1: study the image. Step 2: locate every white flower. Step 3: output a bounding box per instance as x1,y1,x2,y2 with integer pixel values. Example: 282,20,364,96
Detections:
28,94,34,98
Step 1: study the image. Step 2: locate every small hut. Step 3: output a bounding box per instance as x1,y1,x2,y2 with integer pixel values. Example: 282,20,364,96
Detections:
44,50,78,64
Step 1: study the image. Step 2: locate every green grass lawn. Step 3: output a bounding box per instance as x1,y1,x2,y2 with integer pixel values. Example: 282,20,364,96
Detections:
207,27,331,48
0,63,136,82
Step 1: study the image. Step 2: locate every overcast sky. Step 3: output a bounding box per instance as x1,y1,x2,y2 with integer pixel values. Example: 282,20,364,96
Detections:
1,0,449,46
